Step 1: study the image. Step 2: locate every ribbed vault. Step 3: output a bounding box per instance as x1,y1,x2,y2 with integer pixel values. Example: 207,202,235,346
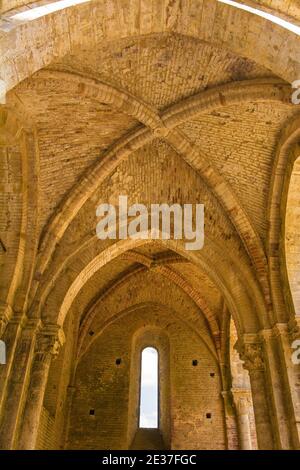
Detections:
1,0,300,451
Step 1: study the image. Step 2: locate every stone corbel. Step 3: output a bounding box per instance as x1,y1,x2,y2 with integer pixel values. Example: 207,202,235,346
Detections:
235,335,265,372
34,324,65,361
288,317,300,342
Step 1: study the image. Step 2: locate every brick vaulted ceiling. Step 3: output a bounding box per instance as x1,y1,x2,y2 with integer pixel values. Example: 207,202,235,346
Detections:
1,0,300,360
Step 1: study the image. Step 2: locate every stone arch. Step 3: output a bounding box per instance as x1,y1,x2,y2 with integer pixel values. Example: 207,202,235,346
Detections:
29,130,265,334
79,301,218,363
1,0,299,94
77,255,221,354
27,74,293,316
1,1,300,451
40,234,266,337
0,105,39,325
35,70,163,129
268,115,300,323
285,155,300,317
76,271,217,360
163,78,291,128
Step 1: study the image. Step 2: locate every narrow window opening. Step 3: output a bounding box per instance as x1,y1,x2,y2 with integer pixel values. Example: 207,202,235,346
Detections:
192,359,198,366
139,347,158,429
89,409,95,416
116,358,122,365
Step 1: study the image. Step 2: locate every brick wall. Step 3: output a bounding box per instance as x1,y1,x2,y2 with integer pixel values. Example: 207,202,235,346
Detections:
66,304,226,450
36,407,56,450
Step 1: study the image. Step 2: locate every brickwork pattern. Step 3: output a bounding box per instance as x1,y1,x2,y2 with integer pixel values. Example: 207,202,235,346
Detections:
0,0,300,451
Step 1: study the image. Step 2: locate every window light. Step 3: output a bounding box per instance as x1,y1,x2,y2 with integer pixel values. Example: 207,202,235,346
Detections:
139,347,158,429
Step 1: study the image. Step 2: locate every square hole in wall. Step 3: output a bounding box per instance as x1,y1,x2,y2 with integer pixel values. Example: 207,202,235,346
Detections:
206,413,212,419
210,372,215,377
192,360,198,366
116,358,122,365
89,409,95,416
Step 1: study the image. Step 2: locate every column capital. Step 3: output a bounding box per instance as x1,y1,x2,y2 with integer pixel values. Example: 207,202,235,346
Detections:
20,317,41,334
231,388,252,415
258,322,295,341
34,324,65,360
272,323,288,337
235,336,265,372
288,317,300,342
0,301,13,336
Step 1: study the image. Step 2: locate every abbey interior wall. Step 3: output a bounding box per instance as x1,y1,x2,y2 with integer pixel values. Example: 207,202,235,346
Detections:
66,306,225,450
0,0,300,452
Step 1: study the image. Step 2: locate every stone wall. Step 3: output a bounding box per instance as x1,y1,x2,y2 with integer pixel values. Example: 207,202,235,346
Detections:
1,0,300,451
66,305,226,450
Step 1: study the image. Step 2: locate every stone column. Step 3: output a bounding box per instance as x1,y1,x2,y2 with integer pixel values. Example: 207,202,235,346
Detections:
221,390,239,450
61,385,76,449
274,320,300,448
237,338,275,450
260,327,294,449
231,389,252,450
0,306,9,369
0,318,39,449
17,325,65,450
0,308,10,409
0,313,23,413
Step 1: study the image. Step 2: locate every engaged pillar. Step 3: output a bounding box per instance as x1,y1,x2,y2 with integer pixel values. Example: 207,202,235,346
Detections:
231,389,252,450
237,338,275,450
18,325,65,450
